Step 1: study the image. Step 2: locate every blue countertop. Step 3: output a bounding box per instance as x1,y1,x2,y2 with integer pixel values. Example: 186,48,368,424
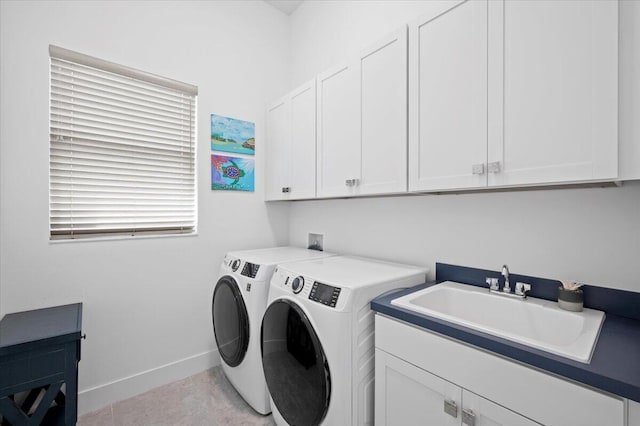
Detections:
371,265,640,403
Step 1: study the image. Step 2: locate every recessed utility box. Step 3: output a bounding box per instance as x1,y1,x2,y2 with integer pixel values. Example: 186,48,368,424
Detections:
308,233,324,251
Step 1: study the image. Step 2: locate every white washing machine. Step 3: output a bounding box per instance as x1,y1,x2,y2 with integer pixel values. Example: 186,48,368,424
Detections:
261,255,428,425
211,246,334,415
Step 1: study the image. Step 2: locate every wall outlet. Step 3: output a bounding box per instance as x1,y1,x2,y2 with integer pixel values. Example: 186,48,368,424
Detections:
308,233,324,251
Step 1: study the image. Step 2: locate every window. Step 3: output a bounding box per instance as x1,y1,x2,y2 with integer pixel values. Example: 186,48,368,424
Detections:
49,46,197,239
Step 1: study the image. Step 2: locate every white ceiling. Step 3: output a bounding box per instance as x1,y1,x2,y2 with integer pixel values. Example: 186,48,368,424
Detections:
264,0,304,15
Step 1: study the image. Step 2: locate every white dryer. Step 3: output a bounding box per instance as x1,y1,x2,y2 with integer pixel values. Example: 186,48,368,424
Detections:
212,247,334,415
261,255,428,425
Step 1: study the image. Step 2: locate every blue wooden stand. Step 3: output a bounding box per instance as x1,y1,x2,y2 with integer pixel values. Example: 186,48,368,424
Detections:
0,304,83,425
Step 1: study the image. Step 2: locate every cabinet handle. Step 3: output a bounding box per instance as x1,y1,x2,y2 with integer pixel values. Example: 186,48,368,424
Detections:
443,399,458,418
472,164,485,175
345,179,360,187
487,161,501,173
282,187,291,193
462,408,476,426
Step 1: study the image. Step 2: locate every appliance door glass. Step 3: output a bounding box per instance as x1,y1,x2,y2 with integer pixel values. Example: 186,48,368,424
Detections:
261,299,330,426
212,275,249,367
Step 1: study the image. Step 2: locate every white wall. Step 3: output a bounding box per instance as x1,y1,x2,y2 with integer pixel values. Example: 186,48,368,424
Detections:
0,0,291,414
290,183,640,291
287,0,640,292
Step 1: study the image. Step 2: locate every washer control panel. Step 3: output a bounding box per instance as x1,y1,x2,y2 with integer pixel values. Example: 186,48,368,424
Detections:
309,281,341,308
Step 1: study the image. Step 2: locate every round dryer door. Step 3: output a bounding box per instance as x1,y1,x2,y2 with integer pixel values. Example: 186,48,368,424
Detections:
261,299,330,426
212,275,249,367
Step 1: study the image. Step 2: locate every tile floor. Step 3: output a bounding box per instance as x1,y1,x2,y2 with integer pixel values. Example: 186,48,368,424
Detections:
78,367,275,426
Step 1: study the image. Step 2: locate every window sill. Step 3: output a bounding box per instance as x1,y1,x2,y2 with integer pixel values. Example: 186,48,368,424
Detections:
48,231,198,244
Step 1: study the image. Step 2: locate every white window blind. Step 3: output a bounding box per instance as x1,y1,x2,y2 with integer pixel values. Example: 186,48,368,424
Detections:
49,45,197,239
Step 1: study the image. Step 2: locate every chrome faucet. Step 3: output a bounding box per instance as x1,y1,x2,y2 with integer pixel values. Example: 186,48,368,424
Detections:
485,264,531,300
501,264,511,293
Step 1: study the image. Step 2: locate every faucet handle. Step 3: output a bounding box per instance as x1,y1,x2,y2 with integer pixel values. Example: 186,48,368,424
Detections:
486,277,499,291
515,282,531,297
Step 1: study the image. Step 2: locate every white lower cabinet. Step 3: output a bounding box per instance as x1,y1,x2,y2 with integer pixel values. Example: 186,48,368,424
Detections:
376,349,538,426
375,315,626,426
376,348,460,425
630,400,640,426
462,390,538,426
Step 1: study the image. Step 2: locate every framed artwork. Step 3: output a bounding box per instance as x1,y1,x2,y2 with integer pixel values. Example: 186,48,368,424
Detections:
210,113,255,156
211,154,255,192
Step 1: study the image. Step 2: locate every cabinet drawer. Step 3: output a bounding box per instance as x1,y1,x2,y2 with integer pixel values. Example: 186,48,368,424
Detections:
375,315,624,426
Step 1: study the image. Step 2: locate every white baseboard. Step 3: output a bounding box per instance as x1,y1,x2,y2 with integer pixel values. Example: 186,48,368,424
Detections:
78,349,221,416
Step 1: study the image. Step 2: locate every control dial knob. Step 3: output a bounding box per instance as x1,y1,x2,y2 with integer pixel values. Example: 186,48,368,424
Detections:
291,276,304,294
231,259,241,272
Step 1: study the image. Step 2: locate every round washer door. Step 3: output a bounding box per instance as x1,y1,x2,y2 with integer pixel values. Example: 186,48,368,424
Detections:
212,275,249,367
261,299,330,426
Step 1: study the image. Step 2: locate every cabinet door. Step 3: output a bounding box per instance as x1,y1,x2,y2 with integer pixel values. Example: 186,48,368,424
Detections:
265,97,290,201
358,26,408,195
408,0,488,192
487,0,618,187
462,390,540,426
630,399,640,426
289,79,317,200
375,349,460,426
317,62,360,198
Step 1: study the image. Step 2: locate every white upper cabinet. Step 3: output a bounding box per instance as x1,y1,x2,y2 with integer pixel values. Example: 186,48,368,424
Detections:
270,0,620,200
265,79,317,201
487,0,618,187
409,0,488,192
410,0,618,192
359,27,408,195
289,81,318,199
317,26,408,198
265,97,290,200
317,62,361,198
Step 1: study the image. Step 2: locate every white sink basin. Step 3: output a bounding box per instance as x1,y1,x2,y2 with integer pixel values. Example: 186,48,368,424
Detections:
390,281,605,363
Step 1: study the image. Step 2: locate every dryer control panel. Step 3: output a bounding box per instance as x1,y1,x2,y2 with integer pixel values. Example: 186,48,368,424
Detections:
241,262,260,278
309,282,341,308
223,255,241,272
